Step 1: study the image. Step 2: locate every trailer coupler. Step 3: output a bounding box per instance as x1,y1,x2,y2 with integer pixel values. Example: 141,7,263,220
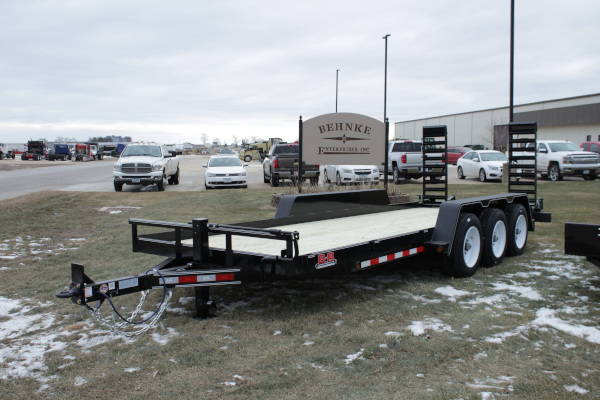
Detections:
55,263,97,306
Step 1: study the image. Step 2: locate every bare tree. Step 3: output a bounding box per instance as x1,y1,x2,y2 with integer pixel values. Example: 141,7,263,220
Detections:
231,135,239,146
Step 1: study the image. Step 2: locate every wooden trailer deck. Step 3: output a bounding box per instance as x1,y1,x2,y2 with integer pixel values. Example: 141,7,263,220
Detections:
188,207,440,257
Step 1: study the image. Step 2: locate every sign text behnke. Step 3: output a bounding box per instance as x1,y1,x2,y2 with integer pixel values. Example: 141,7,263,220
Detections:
302,113,385,165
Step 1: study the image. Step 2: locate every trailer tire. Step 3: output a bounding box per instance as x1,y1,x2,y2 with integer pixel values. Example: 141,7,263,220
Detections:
480,208,508,267
444,213,483,278
505,204,528,256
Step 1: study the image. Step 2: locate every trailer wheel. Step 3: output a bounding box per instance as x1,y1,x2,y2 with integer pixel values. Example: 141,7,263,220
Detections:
444,213,483,278
505,204,528,256
480,208,507,267
114,181,123,192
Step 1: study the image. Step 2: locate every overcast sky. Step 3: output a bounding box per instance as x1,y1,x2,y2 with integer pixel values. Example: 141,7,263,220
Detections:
1,0,598,145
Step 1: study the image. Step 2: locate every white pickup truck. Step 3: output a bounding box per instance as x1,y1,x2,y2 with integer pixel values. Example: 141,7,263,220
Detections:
515,140,600,181
113,143,180,191
385,139,423,183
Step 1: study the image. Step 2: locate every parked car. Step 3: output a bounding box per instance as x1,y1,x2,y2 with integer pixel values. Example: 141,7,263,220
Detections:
204,155,248,189
580,141,600,155
324,165,380,185
446,146,472,165
457,150,509,182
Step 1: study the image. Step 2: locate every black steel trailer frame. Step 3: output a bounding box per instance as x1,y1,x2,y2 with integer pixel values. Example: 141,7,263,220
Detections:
56,122,551,329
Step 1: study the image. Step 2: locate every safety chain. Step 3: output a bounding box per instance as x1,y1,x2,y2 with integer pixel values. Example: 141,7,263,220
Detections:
87,290,173,337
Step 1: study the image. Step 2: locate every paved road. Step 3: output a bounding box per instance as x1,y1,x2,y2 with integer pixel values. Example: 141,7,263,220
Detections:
4,156,577,202
0,155,284,201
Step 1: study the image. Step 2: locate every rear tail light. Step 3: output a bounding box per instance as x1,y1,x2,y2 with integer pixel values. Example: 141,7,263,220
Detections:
273,159,279,168
401,155,407,164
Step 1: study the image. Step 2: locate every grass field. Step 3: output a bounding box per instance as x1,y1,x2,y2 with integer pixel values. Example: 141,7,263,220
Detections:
1,180,599,399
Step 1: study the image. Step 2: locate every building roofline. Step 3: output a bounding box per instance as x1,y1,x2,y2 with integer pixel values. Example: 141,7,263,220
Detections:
395,93,600,124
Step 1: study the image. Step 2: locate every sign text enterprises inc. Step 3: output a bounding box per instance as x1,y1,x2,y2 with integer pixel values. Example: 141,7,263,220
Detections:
302,113,386,166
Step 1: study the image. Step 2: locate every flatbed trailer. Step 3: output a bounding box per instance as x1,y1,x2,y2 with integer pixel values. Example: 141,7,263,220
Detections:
56,122,552,334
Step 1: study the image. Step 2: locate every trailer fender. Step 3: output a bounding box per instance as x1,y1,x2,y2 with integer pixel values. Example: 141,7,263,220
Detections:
428,193,532,257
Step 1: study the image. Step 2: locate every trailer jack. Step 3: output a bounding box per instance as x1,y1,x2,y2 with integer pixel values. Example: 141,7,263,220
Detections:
194,287,217,320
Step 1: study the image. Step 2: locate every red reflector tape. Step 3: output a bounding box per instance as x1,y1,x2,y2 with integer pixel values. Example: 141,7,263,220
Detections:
359,246,424,269
216,273,235,281
179,276,197,284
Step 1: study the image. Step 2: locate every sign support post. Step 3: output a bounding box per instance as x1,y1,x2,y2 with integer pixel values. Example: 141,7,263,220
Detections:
298,116,303,193
384,118,389,190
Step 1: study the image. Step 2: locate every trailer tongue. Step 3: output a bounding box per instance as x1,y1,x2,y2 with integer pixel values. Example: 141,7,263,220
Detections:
56,122,551,335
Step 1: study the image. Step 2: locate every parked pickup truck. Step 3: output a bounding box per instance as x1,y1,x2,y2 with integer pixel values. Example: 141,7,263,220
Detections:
514,140,600,181
385,139,423,183
113,143,180,191
262,143,320,187
324,165,380,185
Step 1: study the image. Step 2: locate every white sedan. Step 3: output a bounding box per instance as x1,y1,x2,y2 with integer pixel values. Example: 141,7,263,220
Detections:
457,150,508,182
324,165,380,185
203,155,248,189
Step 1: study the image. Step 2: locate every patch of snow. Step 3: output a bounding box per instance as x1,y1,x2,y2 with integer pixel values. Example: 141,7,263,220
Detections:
152,328,179,346
344,349,365,365
491,283,543,301
74,376,87,387
532,308,600,344
384,331,402,338
434,285,471,301
564,384,589,394
124,367,139,373
273,330,281,336
407,317,453,336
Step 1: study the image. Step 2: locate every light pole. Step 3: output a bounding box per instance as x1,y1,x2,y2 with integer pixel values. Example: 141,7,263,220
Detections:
336,69,340,113
383,34,390,123
509,0,514,122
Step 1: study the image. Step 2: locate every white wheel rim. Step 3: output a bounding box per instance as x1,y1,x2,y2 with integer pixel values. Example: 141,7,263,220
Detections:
514,215,527,248
491,220,507,257
463,226,481,268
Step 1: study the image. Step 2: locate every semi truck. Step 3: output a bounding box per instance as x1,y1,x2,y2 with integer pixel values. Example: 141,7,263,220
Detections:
47,144,72,161
56,123,551,335
20,140,46,160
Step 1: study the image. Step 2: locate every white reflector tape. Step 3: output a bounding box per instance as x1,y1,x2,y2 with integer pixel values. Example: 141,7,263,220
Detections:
359,246,424,269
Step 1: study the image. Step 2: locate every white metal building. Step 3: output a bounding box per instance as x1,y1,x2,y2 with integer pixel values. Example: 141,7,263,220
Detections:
394,93,600,149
